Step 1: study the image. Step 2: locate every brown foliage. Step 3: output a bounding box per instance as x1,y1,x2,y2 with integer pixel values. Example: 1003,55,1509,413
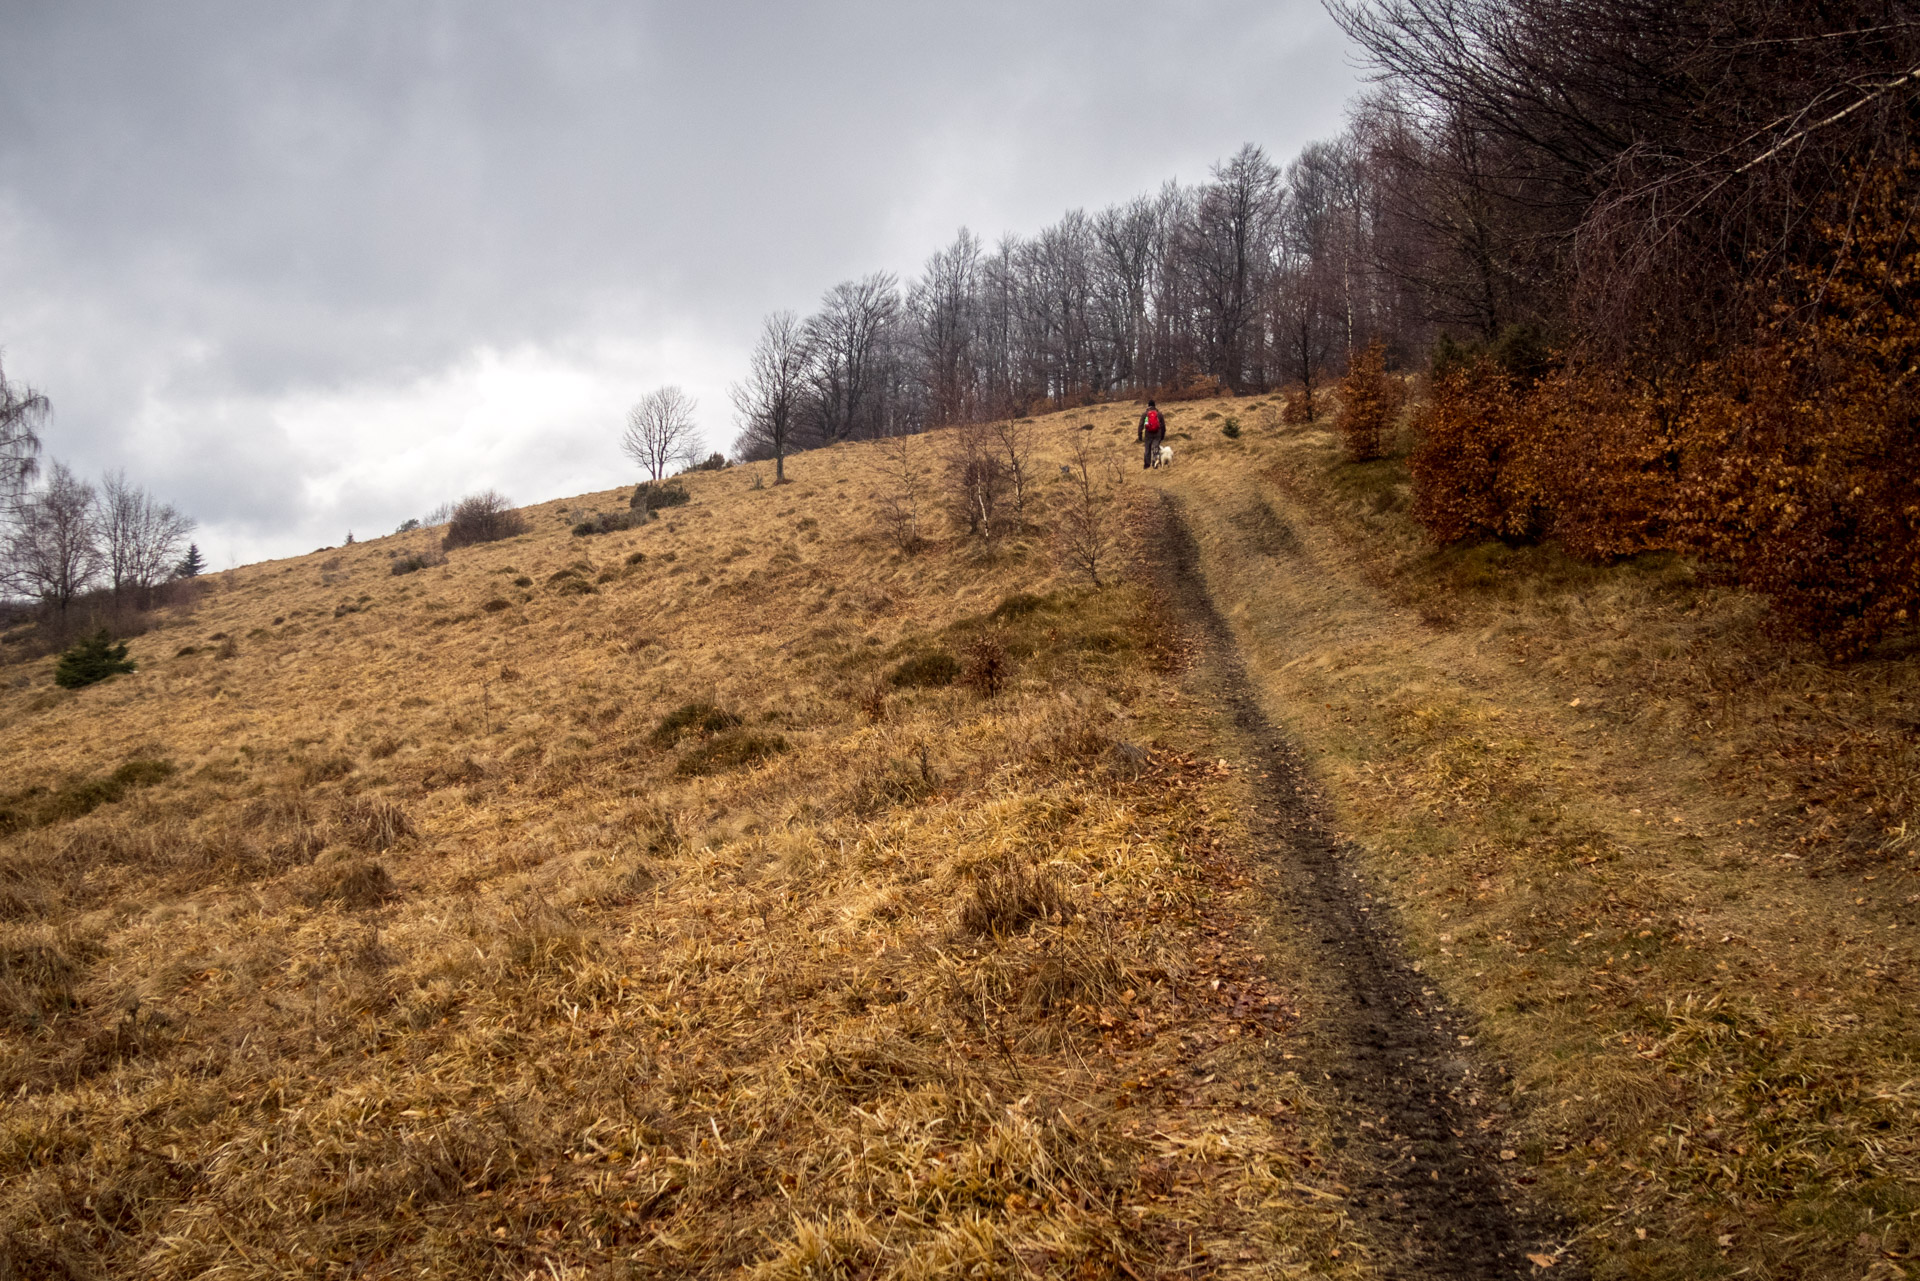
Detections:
1408,164,1920,652
1408,361,1543,543
1279,383,1317,424
1334,342,1401,462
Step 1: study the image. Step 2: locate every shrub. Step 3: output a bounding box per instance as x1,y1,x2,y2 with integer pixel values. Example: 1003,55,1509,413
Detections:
1220,416,1242,439
572,510,643,536
54,630,136,689
682,453,730,473
1335,341,1401,463
961,630,1008,697
631,481,690,511
889,651,959,688
1280,384,1317,424
1408,360,1545,544
625,551,646,566
390,550,447,575
675,730,787,777
650,702,742,747
481,597,511,612
441,492,528,550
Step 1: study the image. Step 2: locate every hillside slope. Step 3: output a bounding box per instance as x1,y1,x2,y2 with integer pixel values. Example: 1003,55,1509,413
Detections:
0,426,1369,1279
1151,399,1920,1280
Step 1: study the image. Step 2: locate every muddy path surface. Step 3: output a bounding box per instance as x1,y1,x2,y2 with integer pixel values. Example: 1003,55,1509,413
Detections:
1153,492,1581,1279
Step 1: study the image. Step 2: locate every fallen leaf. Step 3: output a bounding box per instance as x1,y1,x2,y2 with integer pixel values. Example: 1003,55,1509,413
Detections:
1527,1252,1556,1268
1500,1149,1517,1161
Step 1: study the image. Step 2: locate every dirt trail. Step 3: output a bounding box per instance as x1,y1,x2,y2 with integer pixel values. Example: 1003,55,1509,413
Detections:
1155,491,1578,1279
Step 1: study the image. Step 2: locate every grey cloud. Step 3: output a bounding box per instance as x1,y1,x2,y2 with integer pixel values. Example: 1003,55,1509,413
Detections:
0,0,1357,561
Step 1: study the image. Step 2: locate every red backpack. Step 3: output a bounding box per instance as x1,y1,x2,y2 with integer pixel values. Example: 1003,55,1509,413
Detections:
1146,408,1162,432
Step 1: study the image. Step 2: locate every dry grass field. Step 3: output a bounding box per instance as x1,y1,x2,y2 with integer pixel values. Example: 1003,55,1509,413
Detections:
1151,396,1920,1279
0,426,1367,1279
5,392,1916,1280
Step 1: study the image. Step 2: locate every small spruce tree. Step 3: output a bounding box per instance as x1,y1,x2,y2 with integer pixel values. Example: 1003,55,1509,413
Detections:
55,629,136,689
174,543,205,578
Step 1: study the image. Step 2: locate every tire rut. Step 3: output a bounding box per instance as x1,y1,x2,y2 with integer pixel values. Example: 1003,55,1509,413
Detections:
1154,491,1578,1279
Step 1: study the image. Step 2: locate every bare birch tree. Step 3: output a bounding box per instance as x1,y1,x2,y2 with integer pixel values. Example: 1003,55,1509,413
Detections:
989,417,1036,520
0,358,47,525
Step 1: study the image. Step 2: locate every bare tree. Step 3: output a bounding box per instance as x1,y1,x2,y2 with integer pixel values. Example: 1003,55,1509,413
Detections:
1184,145,1283,389
943,421,1007,540
731,312,811,484
622,386,701,481
869,433,926,551
988,417,1036,519
99,471,195,600
910,230,981,426
805,274,901,443
1054,435,1118,585
6,462,103,611
0,358,46,525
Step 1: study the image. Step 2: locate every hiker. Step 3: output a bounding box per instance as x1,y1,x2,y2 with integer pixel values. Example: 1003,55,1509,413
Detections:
1139,400,1166,470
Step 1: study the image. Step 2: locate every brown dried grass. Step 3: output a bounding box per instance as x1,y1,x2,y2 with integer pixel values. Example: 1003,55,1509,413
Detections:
1160,398,1920,1277
0,412,1360,1279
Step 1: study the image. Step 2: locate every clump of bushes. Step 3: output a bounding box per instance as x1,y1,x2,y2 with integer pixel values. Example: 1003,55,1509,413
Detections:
889,651,960,688
390,549,448,575
681,453,729,473
675,730,787,777
442,492,528,550
54,630,136,689
1221,415,1242,439
572,509,645,537
625,551,647,566
649,702,742,747
631,481,691,512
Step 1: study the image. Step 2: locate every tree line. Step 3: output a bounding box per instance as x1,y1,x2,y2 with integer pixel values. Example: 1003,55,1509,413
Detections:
730,0,1920,650
0,360,199,631
728,135,1412,475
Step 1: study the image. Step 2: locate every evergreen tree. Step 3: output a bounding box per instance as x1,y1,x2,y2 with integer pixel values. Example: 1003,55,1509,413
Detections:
174,543,205,578
54,629,136,689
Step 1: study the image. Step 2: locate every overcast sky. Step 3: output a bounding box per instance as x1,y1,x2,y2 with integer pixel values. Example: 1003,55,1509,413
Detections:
0,1,1361,566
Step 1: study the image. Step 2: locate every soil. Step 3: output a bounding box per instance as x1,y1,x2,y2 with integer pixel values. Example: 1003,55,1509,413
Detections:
1154,492,1584,1279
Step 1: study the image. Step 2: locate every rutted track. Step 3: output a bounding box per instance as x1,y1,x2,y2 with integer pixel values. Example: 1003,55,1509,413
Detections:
1155,491,1577,1279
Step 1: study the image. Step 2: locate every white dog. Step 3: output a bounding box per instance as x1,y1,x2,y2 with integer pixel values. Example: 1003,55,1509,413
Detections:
1154,443,1174,469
